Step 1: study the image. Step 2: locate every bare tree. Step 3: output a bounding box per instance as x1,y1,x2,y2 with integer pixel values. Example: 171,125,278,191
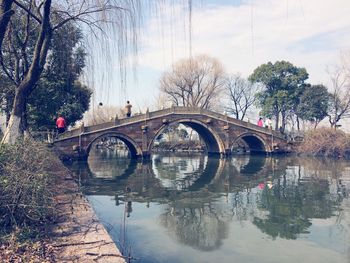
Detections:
83,105,124,126
224,74,258,120
1,0,145,144
153,93,172,111
327,59,350,129
160,54,226,110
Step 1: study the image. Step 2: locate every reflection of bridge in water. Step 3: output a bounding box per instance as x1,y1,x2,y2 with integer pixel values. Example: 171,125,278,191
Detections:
54,107,290,160
73,151,279,197
69,153,348,252
71,152,280,251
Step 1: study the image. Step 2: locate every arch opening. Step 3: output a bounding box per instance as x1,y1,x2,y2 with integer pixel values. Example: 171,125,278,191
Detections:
233,134,268,154
182,121,220,154
86,132,141,159
150,120,223,155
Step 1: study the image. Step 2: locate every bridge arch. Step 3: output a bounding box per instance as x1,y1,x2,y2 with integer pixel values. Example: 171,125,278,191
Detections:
233,132,271,153
149,119,226,155
86,132,142,158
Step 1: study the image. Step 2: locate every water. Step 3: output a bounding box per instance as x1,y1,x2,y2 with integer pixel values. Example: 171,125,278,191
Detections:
68,149,350,263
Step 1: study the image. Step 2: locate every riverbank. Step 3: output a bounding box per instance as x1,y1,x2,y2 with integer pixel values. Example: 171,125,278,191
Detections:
0,140,125,262
51,161,126,262
297,128,350,158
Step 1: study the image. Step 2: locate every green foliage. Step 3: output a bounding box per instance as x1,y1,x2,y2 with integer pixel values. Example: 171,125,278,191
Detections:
27,81,92,130
249,61,309,129
254,178,334,239
297,85,330,125
0,140,57,232
28,22,91,130
0,13,91,131
249,61,308,93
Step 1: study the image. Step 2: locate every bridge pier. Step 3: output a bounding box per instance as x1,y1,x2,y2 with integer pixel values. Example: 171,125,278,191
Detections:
214,149,232,158
207,148,232,158
224,148,232,156
58,150,88,162
141,151,151,159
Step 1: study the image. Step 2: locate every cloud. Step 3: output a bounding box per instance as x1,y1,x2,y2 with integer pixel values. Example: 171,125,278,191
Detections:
137,0,350,85
92,0,350,118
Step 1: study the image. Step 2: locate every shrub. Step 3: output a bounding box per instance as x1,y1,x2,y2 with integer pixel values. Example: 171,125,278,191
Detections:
297,128,350,158
0,140,57,233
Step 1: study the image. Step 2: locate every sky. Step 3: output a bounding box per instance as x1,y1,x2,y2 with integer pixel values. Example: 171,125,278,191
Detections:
88,0,350,118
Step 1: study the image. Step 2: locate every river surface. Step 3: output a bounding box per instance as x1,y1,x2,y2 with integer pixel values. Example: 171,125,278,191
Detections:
68,149,350,263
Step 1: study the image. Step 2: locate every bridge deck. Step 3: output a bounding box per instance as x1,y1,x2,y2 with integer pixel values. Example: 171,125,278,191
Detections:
57,106,285,142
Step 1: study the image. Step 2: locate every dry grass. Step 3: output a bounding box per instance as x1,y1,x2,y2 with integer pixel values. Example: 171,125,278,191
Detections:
0,139,59,234
297,128,350,158
0,230,55,262
0,140,54,230
0,139,61,261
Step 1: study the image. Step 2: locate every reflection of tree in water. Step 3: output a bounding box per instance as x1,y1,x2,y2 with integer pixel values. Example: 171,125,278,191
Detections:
160,199,231,251
253,165,344,240
231,155,266,176
152,154,207,190
88,148,131,178
208,156,286,193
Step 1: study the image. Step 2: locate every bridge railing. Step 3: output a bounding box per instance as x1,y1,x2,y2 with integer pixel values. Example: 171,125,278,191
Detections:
117,113,148,125
83,121,114,133
198,108,285,139
58,127,82,139
30,130,55,143
230,116,283,138
152,107,285,139
56,113,149,140
57,107,213,140
55,106,286,141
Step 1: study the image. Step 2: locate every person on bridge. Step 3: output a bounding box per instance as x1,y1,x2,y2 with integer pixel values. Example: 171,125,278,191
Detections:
257,117,263,127
125,101,132,117
56,114,66,134
265,118,272,129
279,126,284,134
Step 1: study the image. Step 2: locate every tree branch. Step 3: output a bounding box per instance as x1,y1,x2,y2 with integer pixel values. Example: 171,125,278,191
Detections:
13,0,42,23
52,5,125,31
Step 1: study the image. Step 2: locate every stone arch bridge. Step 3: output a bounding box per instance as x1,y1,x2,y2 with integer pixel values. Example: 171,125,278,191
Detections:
54,107,290,160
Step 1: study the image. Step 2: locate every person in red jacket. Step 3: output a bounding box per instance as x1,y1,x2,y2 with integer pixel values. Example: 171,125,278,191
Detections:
56,115,66,134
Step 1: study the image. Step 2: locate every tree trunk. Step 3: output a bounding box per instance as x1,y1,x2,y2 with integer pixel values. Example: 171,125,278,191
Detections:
274,111,279,130
281,111,286,131
0,0,14,50
1,87,26,143
328,115,336,129
296,116,300,131
1,0,52,144
0,0,14,132
273,102,279,130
